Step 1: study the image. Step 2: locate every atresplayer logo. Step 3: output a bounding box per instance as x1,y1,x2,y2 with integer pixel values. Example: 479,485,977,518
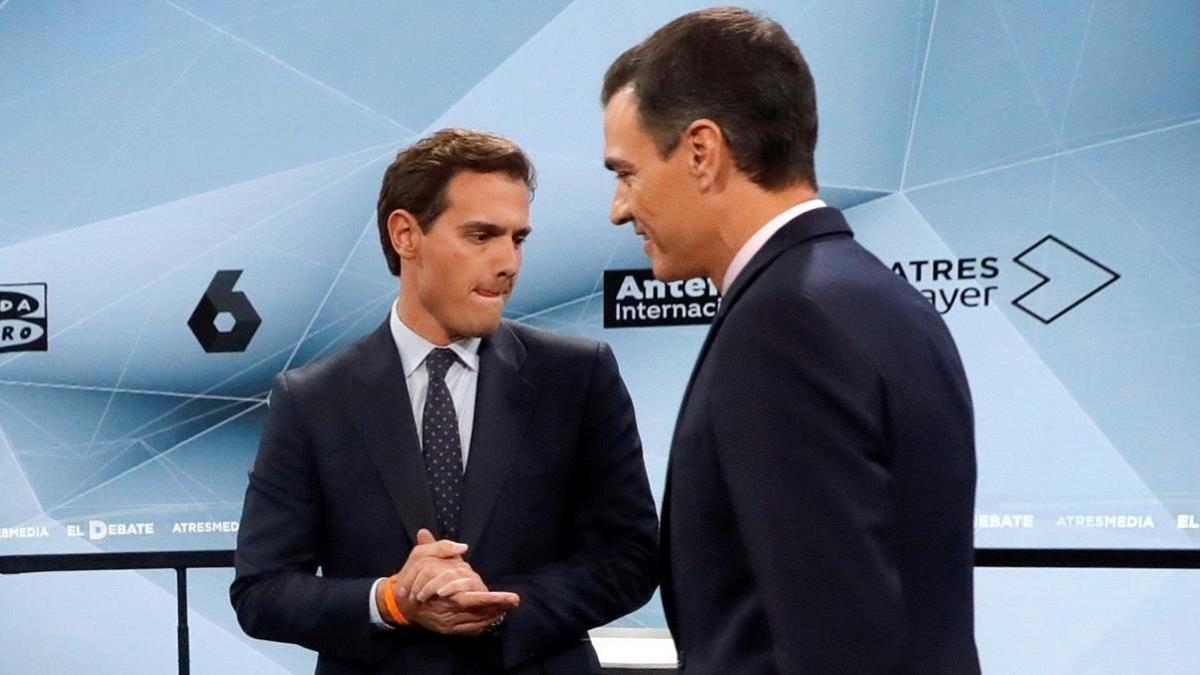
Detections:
890,235,1118,323
1011,235,1119,324
0,283,48,352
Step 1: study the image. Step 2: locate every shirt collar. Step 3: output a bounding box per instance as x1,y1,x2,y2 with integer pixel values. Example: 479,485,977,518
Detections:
389,300,481,377
722,198,827,293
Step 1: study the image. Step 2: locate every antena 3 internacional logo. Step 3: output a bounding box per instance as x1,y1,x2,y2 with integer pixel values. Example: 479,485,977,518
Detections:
890,235,1119,323
0,283,48,352
603,269,721,328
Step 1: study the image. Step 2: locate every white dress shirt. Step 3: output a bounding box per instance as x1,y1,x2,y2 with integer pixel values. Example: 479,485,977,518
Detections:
388,301,480,463
370,300,483,627
721,198,827,293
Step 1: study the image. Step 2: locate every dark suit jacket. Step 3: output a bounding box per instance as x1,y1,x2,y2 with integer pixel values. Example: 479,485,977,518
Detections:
662,207,979,674
231,319,658,674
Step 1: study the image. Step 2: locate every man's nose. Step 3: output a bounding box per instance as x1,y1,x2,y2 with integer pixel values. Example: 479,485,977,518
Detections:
610,184,632,226
496,238,521,277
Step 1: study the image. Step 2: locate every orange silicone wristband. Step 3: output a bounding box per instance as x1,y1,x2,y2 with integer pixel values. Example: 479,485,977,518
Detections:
382,575,409,626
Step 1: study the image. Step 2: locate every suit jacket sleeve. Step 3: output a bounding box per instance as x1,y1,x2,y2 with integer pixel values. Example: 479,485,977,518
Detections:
493,343,658,669
707,291,905,673
229,373,389,664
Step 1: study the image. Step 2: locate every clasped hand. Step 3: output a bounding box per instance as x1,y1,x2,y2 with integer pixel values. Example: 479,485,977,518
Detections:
379,528,520,635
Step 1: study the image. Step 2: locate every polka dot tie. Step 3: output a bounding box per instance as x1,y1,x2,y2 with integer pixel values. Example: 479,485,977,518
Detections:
422,348,464,541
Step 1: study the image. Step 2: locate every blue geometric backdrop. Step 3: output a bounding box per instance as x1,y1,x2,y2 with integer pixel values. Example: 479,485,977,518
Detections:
2,1,1198,672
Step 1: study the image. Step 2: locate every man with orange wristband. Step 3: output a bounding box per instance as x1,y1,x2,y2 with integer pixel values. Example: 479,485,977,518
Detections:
231,129,658,673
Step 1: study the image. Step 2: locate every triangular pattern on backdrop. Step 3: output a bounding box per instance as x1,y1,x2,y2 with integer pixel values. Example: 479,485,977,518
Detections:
45,404,265,517
0,39,219,240
1058,2,1200,146
54,35,403,233
990,0,1094,136
0,146,397,399
0,1,209,104
0,383,261,513
903,0,1061,188
850,193,1190,548
222,0,573,133
821,187,892,211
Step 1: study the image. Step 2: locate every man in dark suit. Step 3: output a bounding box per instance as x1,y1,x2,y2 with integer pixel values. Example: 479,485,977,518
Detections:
231,129,658,674
601,8,978,673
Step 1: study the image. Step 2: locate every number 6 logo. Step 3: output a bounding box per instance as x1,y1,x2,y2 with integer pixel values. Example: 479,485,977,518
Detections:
187,270,262,353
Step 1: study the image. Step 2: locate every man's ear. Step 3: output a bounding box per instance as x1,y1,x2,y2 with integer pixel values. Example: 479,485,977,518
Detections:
683,119,726,193
387,209,422,261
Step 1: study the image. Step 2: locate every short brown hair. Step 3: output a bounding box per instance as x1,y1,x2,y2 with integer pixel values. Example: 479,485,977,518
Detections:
602,7,818,190
376,128,536,275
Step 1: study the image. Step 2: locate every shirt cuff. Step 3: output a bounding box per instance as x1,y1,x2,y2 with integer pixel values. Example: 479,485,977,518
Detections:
369,577,394,630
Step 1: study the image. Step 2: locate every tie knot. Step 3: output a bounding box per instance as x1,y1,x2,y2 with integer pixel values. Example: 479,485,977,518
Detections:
425,348,457,380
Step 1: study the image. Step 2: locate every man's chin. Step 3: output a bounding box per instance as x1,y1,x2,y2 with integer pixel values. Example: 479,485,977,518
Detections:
454,315,504,339
649,259,693,283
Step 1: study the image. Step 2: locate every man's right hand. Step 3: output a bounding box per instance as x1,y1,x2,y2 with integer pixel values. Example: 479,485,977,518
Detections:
378,528,520,634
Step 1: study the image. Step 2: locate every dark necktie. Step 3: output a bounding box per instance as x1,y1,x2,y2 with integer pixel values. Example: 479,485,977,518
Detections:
422,348,465,541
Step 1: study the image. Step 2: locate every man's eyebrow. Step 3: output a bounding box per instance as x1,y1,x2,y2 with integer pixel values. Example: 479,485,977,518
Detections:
604,157,633,172
459,221,532,236
459,220,504,233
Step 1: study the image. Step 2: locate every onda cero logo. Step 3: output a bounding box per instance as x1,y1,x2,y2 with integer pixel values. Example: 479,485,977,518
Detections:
0,283,48,353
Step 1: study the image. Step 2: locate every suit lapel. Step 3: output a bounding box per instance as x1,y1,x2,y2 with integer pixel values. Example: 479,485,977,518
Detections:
664,206,854,531
459,321,536,549
662,207,853,632
675,206,854,420
349,320,437,545
662,206,855,625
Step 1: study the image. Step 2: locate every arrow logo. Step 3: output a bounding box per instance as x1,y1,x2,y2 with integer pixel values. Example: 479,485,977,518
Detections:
1011,235,1119,324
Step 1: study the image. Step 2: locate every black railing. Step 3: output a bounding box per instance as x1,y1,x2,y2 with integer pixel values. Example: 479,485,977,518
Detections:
3,547,1199,674
975,548,1200,568
0,550,232,675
